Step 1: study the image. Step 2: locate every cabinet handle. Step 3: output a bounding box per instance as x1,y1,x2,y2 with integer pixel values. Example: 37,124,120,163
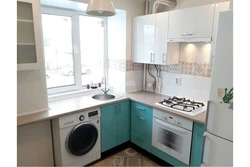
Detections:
119,104,121,113
209,53,214,69
115,104,118,113
162,53,166,63
137,116,145,121
150,52,154,63
136,106,145,111
181,33,193,36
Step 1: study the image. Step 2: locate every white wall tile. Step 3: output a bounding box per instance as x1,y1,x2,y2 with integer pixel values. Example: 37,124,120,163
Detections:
180,42,211,63
126,70,143,92
160,72,211,101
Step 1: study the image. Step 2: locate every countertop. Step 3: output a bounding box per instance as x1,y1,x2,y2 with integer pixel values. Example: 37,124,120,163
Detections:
17,91,207,126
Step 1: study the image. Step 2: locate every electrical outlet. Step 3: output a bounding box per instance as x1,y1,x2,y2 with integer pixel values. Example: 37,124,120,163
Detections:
175,77,181,85
218,88,225,98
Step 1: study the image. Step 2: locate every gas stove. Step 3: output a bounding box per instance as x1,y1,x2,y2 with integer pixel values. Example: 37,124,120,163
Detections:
155,96,206,116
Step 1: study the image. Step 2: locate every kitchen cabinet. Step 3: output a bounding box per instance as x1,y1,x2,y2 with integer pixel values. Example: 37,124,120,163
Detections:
101,100,130,152
168,4,215,39
209,2,231,68
190,122,205,166
130,101,153,152
17,0,44,71
132,14,155,64
132,13,179,65
17,120,54,166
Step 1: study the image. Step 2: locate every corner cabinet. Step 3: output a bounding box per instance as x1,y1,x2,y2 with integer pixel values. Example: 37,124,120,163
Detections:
17,0,44,71
100,100,130,152
190,122,205,166
132,13,179,65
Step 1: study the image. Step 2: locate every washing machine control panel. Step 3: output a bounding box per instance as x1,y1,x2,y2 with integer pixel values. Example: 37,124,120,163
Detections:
79,115,85,121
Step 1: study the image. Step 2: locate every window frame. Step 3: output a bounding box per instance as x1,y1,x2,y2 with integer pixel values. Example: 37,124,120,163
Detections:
41,7,108,95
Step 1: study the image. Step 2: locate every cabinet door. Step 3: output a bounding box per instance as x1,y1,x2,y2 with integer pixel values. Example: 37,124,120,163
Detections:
131,102,153,137
117,100,131,145
190,123,204,166
100,103,118,152
168,4,214,39
132,14,155,64
154,12,168,65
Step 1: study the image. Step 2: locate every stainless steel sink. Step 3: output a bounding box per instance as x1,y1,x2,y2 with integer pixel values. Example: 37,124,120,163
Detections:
91,91,123,101
92,94,116,100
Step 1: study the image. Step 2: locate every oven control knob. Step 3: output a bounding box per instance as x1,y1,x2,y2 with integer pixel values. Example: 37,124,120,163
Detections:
79,115,85,121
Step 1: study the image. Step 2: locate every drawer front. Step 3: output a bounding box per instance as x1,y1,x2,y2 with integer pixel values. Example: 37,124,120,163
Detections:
131,101,153,137
131,130,152,153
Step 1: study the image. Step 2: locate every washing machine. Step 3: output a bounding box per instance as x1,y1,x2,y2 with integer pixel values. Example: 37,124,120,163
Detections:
52,108,101,166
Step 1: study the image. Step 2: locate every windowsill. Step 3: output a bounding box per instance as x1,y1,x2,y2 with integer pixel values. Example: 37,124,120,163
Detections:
48,85,113,102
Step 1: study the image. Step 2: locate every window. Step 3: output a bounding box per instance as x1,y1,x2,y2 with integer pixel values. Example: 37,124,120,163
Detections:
41,7,107,94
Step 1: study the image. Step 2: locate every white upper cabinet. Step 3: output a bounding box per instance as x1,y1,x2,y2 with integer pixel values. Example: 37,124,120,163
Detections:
168,4,215,39
17,0,44,71
132,12,179,65
154,12,168,64
132,14,155,64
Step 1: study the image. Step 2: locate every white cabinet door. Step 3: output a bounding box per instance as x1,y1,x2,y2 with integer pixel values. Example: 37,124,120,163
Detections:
202,132,233,166
209,2,231,68
132,14,155,64
154,12,168,65
168,4,215,39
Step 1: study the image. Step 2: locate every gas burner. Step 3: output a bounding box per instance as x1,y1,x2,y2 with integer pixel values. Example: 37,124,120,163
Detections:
155,96,206,116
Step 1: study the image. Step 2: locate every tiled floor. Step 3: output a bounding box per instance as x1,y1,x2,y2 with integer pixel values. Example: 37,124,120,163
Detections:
89,147,160,166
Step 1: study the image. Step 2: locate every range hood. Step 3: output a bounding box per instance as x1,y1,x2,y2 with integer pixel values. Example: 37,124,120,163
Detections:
167,37,212,43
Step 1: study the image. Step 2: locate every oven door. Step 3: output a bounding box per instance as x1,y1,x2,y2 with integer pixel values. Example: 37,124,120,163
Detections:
152,117,192,165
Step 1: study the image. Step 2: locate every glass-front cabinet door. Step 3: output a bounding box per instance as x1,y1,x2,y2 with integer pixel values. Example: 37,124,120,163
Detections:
17,0,41,70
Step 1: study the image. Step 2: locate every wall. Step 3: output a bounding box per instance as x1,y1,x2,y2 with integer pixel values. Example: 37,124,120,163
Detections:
17,120,54,166
145,43,212,101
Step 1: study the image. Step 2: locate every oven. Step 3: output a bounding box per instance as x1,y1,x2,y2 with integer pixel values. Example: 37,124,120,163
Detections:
152,109,193,165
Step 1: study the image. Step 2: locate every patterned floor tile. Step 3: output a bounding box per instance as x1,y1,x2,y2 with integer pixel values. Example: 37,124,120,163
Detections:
89,148,160,167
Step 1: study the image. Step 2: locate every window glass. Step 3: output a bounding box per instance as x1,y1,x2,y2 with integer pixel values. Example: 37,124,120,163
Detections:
79,16,105,86
42,14,75,88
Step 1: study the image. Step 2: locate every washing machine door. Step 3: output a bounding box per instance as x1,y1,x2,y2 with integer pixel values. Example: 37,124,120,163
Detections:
67,123,98,156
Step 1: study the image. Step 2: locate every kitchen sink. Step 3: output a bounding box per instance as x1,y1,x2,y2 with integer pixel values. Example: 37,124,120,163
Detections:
92,94,116,100
92,91,123,101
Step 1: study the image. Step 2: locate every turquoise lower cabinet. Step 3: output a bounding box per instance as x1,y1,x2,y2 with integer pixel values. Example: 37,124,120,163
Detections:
151,147,188,166
131,101,153,152
131,129,152,153
117,100,131,145
190,122,205,166
131,101,153,137
101,100,130,152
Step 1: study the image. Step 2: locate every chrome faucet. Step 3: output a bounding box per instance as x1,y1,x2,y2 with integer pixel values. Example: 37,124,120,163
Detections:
101,77,110,94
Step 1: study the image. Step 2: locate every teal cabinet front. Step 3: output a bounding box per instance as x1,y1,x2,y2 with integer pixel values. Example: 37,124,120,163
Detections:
131,101,153,152
190,122,205,166
131,101,153,137
101,100,130,152
117,100,131,145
